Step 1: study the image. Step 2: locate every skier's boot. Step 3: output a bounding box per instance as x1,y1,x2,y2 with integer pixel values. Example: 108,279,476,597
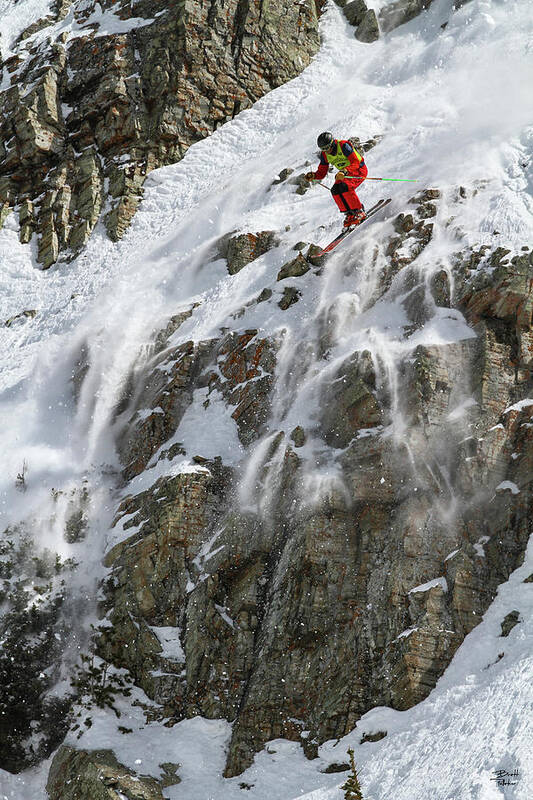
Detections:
343,208,366,227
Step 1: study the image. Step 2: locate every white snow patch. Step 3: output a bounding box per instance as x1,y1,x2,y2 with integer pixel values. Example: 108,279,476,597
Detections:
150,626,185,664
495,480,520,495
503,399,533,414
409,577,448,594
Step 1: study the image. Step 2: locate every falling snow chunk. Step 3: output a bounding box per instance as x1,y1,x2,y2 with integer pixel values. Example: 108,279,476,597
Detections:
445,548,460,561
394,627,418,642
495,480,520,495
409,577,448,594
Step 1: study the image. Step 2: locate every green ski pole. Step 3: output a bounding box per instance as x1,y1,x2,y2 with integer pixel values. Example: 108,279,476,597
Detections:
344,175,418,183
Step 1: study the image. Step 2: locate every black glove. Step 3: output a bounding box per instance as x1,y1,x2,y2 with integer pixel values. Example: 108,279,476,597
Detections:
305,171,315,181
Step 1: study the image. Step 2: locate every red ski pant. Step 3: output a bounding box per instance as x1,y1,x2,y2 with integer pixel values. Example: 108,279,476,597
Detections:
331,176,366,213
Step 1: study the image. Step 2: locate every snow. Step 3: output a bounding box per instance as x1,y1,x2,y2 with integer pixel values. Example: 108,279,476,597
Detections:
150,626,185,664
503,399,533,415
495,481,521,495
0,0,532,797
408,576,448,594
0,0,53,59
474,535,490,558
0,0,165,62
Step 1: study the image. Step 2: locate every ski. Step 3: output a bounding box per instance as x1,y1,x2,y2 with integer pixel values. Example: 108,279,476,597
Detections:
315,198,392,256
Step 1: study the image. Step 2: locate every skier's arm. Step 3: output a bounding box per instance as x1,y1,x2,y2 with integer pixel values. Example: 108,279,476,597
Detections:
342,142,366,177
306,152,328,181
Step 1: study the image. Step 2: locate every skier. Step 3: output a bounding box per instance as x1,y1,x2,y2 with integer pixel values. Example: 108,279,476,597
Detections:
305,131,368,227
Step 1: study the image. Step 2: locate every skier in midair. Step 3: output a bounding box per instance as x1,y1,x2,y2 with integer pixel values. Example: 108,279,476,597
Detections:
305,131,368,227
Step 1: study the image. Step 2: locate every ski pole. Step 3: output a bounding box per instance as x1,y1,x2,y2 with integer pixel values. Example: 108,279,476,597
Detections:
309,180,331,191
344,176,418,183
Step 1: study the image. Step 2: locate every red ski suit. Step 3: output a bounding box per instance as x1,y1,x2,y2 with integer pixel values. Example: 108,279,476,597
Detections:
312,139,368,213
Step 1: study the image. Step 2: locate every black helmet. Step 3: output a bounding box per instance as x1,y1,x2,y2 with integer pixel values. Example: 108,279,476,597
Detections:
317,131,334,150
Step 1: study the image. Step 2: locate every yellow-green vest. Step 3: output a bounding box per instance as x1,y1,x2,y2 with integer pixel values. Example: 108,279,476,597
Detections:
325,141,363,171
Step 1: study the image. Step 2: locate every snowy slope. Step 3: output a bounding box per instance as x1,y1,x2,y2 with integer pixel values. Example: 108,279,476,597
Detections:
0,0,532,797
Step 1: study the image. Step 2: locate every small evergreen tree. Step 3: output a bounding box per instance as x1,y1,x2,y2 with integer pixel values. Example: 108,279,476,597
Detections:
341,748,364,800
70,653,132,717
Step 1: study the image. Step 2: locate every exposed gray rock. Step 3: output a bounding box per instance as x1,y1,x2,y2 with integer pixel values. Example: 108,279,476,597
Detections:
321,351,382,448
47,746,165,800
379,0,434,34
278,286,301,309
226,231,279,275
344,0,368,27
355,10,380,42
277,253,310,281
500,610,520,637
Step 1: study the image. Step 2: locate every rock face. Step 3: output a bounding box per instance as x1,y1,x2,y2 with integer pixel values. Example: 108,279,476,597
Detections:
89,198,533,778
47,746,167,799
0,0,321,266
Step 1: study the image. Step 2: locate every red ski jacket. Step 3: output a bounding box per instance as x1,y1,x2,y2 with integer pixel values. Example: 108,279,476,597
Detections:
313,139,367,180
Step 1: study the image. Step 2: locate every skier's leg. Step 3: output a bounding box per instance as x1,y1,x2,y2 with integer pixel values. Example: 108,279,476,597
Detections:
331,179,364,213
331,181,353,213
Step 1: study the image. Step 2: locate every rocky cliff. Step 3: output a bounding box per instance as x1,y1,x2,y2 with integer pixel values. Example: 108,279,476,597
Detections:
0,0,530,797
93,185,532,779
0,0,320,267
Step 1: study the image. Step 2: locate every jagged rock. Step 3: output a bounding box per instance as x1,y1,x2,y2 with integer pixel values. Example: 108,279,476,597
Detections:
292,174,314,195
118,338,215,480
226,231,279,275
321,351,382,448
430,270,451,307
344,0,368,27
153,306,198,353
95,230,533,779
500,610,520,637
0,0,321,265
457,251,533,331
360,730,387,743
277,253,310,281
256,288,273,303
355,10,380,42
380,194,440,298
290,426,306,447
271,167,295,185
322,762,351,773
101,468,228,705
4,308,37,327
402,285,434,328
46,746,165,800
306,243,327,267
404,341,476,430
380,0,434,34
159,762,181,788
394,213,415,234
278,286,301,309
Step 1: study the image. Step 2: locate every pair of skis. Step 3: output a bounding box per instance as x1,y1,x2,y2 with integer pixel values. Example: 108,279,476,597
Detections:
315,198,391,257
